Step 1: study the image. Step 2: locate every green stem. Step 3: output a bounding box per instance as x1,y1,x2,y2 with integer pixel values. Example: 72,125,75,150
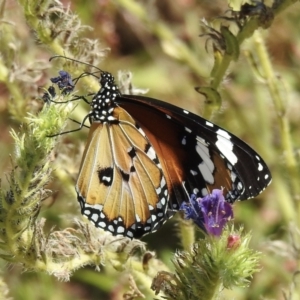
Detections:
253,31,300,224
178,219,195,252
209,0,298,118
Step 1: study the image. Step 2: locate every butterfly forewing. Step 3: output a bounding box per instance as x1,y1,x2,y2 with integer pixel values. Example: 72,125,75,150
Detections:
116,95,271,204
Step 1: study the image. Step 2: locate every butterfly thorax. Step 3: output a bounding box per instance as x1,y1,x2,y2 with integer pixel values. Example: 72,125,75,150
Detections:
89,72,121,124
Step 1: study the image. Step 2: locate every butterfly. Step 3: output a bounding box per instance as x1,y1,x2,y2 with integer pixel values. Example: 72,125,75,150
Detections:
49,57,271,239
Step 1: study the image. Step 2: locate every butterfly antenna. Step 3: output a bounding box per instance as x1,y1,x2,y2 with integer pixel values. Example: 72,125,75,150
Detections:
73,70,101,85
50,55,104,73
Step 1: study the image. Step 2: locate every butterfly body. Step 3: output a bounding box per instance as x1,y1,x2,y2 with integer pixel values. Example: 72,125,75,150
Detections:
73,71,271,239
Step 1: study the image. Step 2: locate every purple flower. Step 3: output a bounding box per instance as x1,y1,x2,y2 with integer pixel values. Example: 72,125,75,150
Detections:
180,189,233,236
180,194,205,229
50,71,74,94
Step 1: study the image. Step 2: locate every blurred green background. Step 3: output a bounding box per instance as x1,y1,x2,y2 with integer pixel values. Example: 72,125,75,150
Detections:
1,0,300,299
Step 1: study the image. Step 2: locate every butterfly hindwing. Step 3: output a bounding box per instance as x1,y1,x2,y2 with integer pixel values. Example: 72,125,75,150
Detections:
76,106,169,238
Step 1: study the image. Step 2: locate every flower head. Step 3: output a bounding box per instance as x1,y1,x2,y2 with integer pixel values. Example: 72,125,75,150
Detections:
180,189,234,236
227,234,241,249
180,193,204,228
51,70,74,94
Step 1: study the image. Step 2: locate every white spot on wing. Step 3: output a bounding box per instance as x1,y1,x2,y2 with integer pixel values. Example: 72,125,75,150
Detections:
215,134,238,165
198,163,214,184
91,214,98,222
84,209,91,216
92,204,103,211
196,143,214,174
138,126,146,137
146,146,156,160
230,171,237,182
196,140,215,183
237,182,243,190
84,203,103,211
99,222,106,228
117,226,125,233
196,141,210,157
102,176,111,182
196,136,208,146
216,129,232,139
190,170,198,176
201,188,208,196
161,176,166,188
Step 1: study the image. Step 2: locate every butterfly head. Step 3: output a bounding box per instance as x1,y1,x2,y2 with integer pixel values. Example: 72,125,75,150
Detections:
99,71,115,87
89,71,121,124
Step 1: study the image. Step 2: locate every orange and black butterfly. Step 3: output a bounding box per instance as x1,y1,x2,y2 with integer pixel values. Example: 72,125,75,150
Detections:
49,58,271,239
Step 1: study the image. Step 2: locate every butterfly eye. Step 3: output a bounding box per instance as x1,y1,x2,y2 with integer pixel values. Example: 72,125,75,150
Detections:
47,62,271,239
